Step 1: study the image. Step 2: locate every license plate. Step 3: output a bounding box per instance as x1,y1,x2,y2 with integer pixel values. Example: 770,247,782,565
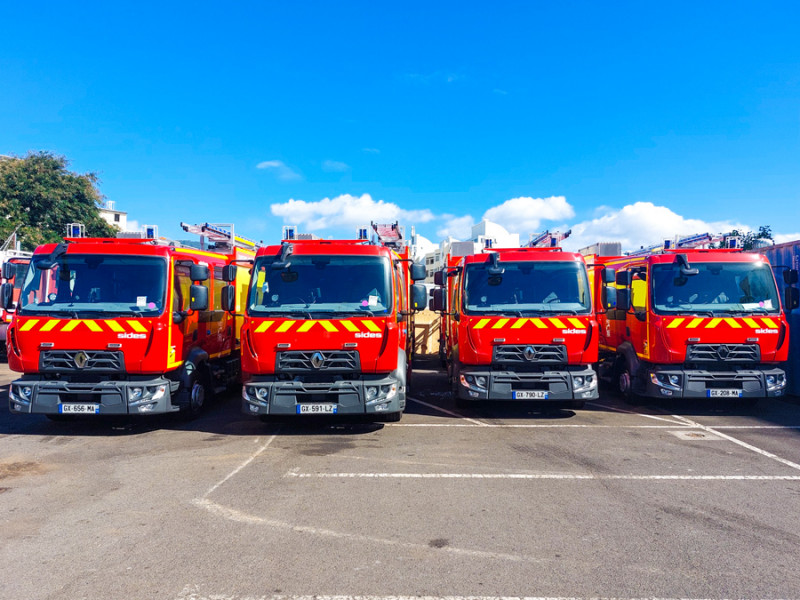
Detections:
59,403,100,414
296,403,338,414
512,390,548,400
707,389,742,398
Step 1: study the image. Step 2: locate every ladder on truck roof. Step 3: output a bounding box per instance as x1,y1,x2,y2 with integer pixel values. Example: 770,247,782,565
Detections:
527,229,571,248
625,232,741,257
371,222,403,249
180,222,260,252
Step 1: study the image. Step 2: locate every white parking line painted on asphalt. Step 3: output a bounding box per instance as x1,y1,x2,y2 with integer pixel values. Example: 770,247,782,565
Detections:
670,414,800,472
176,591,791,600
191,498,536,563
284,471,800,480
200,435,279,499
391,423,693,428
407,395,493,427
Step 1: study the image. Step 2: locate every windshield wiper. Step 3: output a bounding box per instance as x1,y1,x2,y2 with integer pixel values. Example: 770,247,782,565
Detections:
261,310,313,319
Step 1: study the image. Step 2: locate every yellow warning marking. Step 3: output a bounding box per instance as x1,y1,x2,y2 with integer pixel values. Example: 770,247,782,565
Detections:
127,320,148,333
511,318,527,329
723,318,741,329
106,321,125,333
340,320,360,332
473,318,491,329
550,318,567,329
319,320,338,332
84,320,103,332
19,319,40,332
62,320,81,332
363,320,382,332
492,318,510,329
297,321,316,332
567,318,586,329
706,318,722,329
763,318,779,328
531,318,547,329
255,321,274,333
666,318,685,328
276,321,294,333
686,318,704,329
40,319,60,332
743,318,760,329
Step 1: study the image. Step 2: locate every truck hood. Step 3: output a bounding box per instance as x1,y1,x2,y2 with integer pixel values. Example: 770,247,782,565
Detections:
10,315,160,373
245,316,398,374
461,314,596,364
657,315,786,362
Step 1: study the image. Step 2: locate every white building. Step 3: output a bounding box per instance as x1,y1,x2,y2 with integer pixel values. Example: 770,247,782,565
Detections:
99,200,128,231
423,220,521,282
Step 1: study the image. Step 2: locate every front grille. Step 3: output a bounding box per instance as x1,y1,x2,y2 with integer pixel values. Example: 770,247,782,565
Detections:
493,344,567,365
686,344,760,363
39,350,125,373
276,350,360,373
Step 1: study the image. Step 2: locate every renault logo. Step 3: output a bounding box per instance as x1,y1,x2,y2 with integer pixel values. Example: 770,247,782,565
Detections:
717,345,731,360
310,352,325,369
523,346,536,361
74,352,89,369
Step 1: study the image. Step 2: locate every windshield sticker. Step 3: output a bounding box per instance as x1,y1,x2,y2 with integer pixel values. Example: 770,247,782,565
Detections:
742,299,773,310
368,295,379,306
137,296,147,307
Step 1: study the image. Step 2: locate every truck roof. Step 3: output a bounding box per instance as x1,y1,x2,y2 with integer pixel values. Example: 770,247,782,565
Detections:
256,240,396,258
597,249,770,266
32,239,234,262
461,248,587,264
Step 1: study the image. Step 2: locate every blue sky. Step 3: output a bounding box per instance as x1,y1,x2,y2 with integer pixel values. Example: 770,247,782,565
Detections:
2,1,799,251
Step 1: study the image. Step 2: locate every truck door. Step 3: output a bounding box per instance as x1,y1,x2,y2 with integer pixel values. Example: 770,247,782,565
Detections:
172,262,198,361
627,268,650,359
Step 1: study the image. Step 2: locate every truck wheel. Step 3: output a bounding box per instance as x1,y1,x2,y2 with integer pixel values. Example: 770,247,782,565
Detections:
618,366,640,405
180,368,212,419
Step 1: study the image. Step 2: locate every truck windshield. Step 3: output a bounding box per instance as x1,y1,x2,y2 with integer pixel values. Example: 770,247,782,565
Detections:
248,255,393,316
651,261,780,315
18,255,168,317
463,260,591,315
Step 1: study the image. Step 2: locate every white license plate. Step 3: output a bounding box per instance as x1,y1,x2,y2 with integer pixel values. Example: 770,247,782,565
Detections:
297,403,338,414
707,389,742,398
512,390,548,400
59,403,100,414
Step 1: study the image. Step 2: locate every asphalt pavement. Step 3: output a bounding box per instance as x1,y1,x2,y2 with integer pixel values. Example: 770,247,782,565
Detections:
2,357,800,600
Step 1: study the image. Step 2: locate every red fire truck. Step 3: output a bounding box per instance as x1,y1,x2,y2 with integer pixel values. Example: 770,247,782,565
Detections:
239,224,426,422
592,236,799,402
431,247,599,408
2,223,254,418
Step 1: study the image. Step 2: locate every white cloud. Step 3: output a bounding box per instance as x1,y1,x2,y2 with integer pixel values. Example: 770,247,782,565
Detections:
436,215,475,240
256,160,302,181
561,202,747,253
270,193,435,233
774,232,800,245
322,160,349,173
482,196,575,233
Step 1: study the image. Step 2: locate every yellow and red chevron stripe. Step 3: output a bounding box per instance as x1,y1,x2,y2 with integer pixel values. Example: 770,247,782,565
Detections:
471,317,588,330
665,317,779,330
252,319,385,334
16,319,151,333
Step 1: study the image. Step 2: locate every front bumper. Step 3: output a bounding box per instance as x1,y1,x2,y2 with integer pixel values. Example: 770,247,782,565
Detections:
642,366,787,399
455,365,599,401
8,376,181,416
242,373,406,417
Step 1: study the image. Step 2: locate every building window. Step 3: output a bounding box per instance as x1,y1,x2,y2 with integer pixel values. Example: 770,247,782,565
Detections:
114,214,120,222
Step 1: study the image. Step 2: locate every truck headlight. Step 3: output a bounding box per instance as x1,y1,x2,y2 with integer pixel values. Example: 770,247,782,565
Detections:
366,386,378,400
20,385,32,399
380,383,398,400
650,373,681,391
767,374,786,391
573,374,596,392
129,387,144,401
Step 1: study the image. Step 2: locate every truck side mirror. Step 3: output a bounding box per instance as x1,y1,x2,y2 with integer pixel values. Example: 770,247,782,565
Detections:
409,263,426,281
190,264,210,282
786,287,800,311
190,284,209,311
222,264,238,282
784,269,799,285
221,285,236,311
615,270,632,286
430,287,446,312
410,284,427,311
602,267,616,284
616,288,631,311
1,282,14,310
2,262,15,280
602,285,617,310
433,270,444,286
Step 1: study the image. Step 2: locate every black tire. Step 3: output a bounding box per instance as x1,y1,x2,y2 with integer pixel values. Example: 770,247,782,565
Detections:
618,365,641,405
179,368,212,419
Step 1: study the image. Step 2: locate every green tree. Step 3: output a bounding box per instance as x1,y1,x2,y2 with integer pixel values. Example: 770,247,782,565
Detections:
0,151,117,250
726,226,774,250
